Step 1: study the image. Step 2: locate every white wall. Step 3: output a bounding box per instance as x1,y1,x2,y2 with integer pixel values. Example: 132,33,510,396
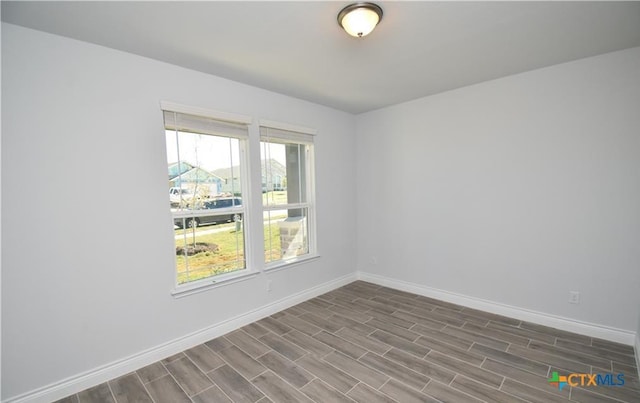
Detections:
1,23,356,400
356,47,640,333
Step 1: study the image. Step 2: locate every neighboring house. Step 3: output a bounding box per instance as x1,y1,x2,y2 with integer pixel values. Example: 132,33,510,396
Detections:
263,158,287,191
212,159,287,194
168,161,223,198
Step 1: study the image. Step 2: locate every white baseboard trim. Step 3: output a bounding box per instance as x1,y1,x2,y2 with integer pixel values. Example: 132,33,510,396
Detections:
357,271,636,346
5,273,357,403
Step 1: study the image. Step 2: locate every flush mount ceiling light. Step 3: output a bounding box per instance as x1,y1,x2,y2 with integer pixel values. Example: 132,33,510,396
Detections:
338,2,383,38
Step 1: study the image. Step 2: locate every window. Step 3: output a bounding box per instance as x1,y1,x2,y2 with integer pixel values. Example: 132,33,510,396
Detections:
163,105,251,286
162,104,317,292
261,124,316,266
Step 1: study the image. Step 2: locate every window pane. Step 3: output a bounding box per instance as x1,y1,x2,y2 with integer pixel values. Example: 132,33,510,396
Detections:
261,142,307,206
174,216,245,284
167,131,242,210
264,208,309,264
166,126,246,285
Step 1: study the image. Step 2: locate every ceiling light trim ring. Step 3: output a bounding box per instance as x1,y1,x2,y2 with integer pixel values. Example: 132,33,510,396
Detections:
338,2,383,38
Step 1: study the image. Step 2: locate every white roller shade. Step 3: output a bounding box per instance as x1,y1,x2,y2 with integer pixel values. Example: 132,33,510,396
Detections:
163,109,249,139
259,123,315,144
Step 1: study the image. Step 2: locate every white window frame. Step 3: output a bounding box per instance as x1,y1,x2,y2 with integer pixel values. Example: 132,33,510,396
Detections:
161,102,257,296
259,120,318,270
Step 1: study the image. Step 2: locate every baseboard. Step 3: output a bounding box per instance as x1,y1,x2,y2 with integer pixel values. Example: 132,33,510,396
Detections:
5,272,357,403
357,271,636,346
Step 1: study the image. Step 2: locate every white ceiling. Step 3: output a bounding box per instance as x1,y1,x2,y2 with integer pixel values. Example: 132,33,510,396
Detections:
3,1,640,114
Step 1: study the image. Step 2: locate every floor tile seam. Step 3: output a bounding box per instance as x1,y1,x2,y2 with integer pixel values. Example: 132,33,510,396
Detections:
591,340,637,353
443,341,535,373
554,344,638,365
260,349,320,379
420,380,448,403
416,339,486,365
398,314,450,330
213,351,268,386
486,320,558,342
375,347,457,383
159,362,193,400
495,368,506,390
247,368,305,401
456,374,531,403
421,350,489,383
190,384,231,403
480,354,552,379
133,370,157,403
427,344,502,373
378,376,434,401
368,328,431,353
374,301,422,315
284,335,334,359
592,362,615,373
427,377,492,403
555,337,633,355
104,381,118,403
303,378,360,403
340,381,365,400
420,335,481,357
311,328,371,358
219,341,270,372
432,311,490,328
416,324,475,347
331,330,381,356
167,356,216,398
527,340,619,368
184,347,228,377
536,332,593,347
326,307,374,323
295,354,362,392
570,385,634,403
459,314,521,329
462,323,532,346
498,377,568,403
365,382,406,403
431,356,506,390
136,366,167,385
367,319,424,340
441,324,512,351
319,353,391,391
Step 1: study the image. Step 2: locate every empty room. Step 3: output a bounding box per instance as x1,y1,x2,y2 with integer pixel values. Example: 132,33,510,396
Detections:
2,2,640,402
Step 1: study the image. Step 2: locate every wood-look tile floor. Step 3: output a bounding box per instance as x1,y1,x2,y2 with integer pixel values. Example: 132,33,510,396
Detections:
56,281,640,403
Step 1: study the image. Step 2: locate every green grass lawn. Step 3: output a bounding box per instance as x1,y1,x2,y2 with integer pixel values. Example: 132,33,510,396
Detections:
263,191,288,205
175,222,282,284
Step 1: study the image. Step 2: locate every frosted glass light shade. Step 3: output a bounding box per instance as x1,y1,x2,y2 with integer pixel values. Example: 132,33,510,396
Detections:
338,3,383,38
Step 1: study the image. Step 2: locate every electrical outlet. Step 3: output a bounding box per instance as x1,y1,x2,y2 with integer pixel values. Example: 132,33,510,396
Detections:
569,291,580,304
267,280,272,292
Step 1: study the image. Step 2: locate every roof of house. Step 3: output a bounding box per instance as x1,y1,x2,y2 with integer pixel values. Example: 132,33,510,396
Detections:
212,159,286,180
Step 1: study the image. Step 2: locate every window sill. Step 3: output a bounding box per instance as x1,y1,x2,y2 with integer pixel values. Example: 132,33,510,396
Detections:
171,270,258,298
264,254,321,274
170,255,320,298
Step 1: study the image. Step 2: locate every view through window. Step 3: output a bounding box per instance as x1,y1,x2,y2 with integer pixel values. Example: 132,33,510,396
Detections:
261,126,315,265
164,110,248,285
